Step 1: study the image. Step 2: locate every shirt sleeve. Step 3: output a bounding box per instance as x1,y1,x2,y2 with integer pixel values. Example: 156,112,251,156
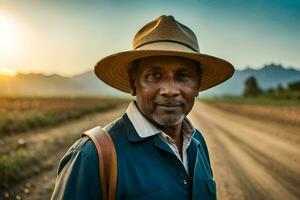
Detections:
51,137,102,200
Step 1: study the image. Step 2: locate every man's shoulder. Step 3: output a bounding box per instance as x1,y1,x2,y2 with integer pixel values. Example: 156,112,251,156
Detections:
192,129,207,146
57,137,97,173
52,135,101,199
68,136,96,155
105,114,133,140
192,128,203,140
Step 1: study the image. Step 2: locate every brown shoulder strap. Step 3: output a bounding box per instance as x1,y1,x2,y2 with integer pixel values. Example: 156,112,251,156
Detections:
83,126,117,200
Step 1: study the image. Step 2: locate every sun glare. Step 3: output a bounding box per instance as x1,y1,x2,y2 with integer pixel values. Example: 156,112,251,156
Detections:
0,11,22,57
0,66,17,76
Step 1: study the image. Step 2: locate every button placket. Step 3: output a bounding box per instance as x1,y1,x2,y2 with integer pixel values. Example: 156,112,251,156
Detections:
183,179,188,185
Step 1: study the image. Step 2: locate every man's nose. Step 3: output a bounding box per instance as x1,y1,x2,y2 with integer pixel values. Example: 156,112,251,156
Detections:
159,79,180,97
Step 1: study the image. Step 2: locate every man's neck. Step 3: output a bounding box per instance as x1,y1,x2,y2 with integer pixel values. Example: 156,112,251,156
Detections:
159,123,183,158
160,123,182,142
133,101,184,156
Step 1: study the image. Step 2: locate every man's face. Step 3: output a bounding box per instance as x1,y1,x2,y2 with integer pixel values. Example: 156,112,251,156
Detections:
130,56,201,127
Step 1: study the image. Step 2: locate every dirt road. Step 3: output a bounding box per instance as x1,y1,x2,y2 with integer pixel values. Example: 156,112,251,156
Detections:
189,101,300,200
3,101,299,200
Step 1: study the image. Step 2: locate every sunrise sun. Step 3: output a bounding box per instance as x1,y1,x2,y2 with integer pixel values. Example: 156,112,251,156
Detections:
0,66,16,76
0,11,22,57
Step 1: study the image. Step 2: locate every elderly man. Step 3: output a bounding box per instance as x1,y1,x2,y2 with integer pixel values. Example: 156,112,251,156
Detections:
51,15,234,200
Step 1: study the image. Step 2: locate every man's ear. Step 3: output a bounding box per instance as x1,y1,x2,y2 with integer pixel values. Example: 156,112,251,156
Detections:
195,74,201,97
128,67,137,96
195,85,200,97
195,90,200,97
195,63,201,97
130,84,136,96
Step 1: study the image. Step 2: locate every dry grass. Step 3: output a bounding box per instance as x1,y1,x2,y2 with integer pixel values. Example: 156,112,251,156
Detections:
204,102,300,127
0,97,130,191
0,97,129,137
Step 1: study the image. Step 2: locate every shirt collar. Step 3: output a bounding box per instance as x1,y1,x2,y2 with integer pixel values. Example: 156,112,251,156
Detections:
126,101,161,138
126,101,195,139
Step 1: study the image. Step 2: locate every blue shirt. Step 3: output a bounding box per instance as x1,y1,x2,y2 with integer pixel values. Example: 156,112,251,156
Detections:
51,112,217,200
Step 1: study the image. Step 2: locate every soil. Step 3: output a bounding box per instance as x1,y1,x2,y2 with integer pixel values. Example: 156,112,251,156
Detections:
189,101,300,200
1,106,127,200
1,101,300,200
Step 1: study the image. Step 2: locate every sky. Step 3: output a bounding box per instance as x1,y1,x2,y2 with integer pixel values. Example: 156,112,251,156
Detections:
0,0,300,77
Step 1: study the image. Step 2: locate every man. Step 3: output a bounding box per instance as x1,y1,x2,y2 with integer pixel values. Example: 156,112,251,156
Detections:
51,15,234,200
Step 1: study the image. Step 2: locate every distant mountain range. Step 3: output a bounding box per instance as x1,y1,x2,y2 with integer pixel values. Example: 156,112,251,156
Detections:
0,63,299,97
201,63,300,97
0,71,124,97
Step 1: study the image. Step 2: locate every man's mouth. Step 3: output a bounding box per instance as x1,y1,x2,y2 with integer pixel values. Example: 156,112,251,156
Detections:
156,104,181,107
155,102,183,111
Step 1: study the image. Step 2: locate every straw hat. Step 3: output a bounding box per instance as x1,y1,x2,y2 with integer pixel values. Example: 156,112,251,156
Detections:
94,15,234,93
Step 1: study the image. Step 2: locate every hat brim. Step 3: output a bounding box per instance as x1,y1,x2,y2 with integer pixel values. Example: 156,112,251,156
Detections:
94,49,234,93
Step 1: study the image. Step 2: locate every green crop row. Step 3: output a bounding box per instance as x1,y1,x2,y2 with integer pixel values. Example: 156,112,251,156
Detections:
199,95,300,107
0,97,130,136
0,149,28,187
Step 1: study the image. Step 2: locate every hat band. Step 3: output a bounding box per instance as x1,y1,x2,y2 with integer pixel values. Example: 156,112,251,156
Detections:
135,41,198,53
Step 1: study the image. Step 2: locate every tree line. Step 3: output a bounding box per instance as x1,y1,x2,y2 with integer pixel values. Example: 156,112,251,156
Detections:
243,76,300,100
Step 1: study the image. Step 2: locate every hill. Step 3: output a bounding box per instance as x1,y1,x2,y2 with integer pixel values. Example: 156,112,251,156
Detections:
0,63,299,97
0,72,124,97
201,63,300,97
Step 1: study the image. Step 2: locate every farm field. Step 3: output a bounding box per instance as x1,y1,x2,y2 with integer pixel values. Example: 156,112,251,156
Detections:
201,96,300,107
202,101,300,132
0,97,129,137
1,98,299,199
0,97,129,199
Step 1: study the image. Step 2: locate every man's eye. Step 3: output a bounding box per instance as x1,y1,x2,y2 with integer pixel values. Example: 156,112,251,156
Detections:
178,73,191,80
146,73,161,81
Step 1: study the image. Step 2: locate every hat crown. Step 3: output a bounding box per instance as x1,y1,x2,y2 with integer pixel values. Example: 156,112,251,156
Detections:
133,15,199,52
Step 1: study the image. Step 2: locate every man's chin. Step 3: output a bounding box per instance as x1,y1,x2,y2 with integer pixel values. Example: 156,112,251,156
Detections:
153,115,185,127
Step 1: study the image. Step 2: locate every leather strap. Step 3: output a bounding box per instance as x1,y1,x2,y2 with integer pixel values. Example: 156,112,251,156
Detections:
83,126,117,200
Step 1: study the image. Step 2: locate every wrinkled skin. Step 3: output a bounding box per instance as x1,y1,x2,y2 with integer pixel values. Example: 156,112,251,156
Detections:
129,56,201,137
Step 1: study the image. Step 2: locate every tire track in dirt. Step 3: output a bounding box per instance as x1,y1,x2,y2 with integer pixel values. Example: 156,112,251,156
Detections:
190,110,255,200
194,102,299,172
189,101,300,200
213,122,300,198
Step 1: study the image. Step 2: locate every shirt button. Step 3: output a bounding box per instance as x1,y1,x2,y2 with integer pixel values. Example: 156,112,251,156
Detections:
183,180,188,185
